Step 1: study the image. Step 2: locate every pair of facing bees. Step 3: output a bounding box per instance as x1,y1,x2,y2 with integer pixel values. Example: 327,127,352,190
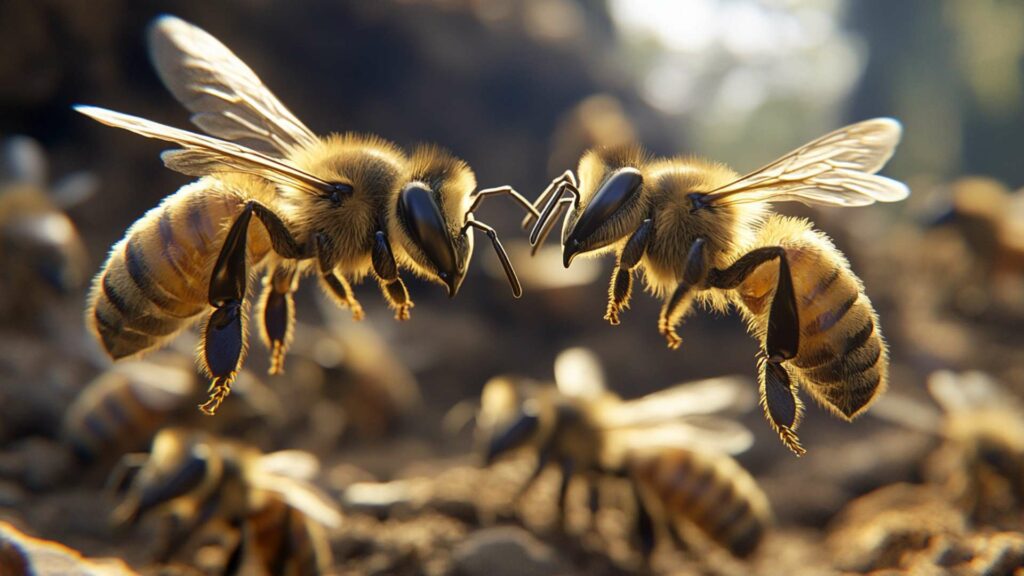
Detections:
81,16,909,455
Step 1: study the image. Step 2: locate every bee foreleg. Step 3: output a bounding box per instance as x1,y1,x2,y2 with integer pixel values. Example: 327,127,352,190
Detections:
201,204,254,415
259,264,298,375
606,218,653,325
247,201,311,259
314,234,364,321
759,357,806,456
557,458,575,527
658,238,708,349
513,448,550,506
371,230,413,320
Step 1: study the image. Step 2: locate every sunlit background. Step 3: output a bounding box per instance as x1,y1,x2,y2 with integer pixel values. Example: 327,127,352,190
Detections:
1,0,1023,574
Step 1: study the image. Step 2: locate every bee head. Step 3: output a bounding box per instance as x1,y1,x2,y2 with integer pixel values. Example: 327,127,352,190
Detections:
111,428,215,526
484,398,543,465
561,146,649,267
394,146,477,297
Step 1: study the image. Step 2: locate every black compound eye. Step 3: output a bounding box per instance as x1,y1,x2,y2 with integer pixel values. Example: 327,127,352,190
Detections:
326,183,353,206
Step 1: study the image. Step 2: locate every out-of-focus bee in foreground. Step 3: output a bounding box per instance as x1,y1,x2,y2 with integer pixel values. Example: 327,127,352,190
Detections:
77,15,535,415
112,427,339,575
0,136,93,322
62,351,284,465
873,371,1024,529
478,348,771,560
526,120,910,454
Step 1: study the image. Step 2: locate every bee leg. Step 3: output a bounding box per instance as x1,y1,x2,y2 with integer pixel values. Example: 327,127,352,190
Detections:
632,482,656,560
371,230,413,320
259,264,298,375
606,218,653,325
513,449,550,505
522,170,576,229
200,205,254,415
557,458,575,529
658,238,707,349
314,234,364,321
760,358,806,456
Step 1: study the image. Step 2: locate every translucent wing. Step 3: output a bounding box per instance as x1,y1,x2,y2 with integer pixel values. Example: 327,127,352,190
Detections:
259,476,343,529
477,376,524,432
609,417,754,456
598,376,754,429
927,370,1019,414
3,136,47,186
704,118,909,208
554,347,606,399
75,105,337,196
257,450,321,481
148,15,318,156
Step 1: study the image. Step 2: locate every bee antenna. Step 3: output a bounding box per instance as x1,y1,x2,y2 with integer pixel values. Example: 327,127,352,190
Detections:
460,218,522,298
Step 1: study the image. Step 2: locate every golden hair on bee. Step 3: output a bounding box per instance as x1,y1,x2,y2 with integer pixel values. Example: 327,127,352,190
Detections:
75,15,534,414
478,348,764,560
527,119,908,455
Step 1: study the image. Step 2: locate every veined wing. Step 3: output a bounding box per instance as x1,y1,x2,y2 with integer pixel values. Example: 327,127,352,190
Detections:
704,118,909,208
928,370,1020,414
597,376,754,429
75,105,339,196
148,15,318,156
554,347,607,399
257,450,320,481
609,417,754,456
256,475,342,529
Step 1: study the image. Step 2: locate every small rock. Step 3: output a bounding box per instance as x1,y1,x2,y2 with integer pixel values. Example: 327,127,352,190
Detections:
451,526,573,576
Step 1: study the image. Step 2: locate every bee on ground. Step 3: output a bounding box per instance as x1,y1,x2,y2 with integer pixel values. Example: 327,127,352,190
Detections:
76,15,535,414
62,351,283,465
111,427,339,575
0,136,93,322
873,371,1024,530
478,348,771,560
526,120,910,454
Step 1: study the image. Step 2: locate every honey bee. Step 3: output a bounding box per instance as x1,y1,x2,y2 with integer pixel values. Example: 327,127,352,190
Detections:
873,371,1024,528
76,15,535,414
62,351,283,464
526,120,910,454
112,427,339,574
0,136,93,321
478,348,770,559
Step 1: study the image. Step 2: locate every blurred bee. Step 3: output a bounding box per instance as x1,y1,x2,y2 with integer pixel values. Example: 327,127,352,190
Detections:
478,348,770,559
873,371,1024,528
526,120,910,454
0,136,93,322
76,15,535,415
62,351,284,465
112,427,340,575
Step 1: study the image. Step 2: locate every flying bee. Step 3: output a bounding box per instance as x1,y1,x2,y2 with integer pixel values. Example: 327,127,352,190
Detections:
526,120,910,455
478,347,770,559
872,371,1024,529
62,351,283,465
76,15,535,415
112,427,339,575
0,136,94,321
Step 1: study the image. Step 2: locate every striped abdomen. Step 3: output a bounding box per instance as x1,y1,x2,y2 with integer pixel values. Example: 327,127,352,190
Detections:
737,215,888,419
87,179,272,360
629,448,771,557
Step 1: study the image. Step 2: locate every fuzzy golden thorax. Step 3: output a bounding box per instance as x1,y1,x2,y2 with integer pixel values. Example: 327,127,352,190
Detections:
639,157,765,298
280,134,409,270
565,144,653,260
387,145,477,287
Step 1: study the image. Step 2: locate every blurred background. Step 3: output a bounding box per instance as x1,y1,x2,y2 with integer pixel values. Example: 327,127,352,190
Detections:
1,0,1023,574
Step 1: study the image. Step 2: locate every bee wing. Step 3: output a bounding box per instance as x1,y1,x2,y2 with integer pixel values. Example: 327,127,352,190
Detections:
610,417,754,456
704,118,909,208
3,135,47,187
256,449,321,481
928,370,1019,414
554,347,607,399
148,15,318,156
478,376,524,431
257,475,343,529
75,105,336,196
598,376,755,429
